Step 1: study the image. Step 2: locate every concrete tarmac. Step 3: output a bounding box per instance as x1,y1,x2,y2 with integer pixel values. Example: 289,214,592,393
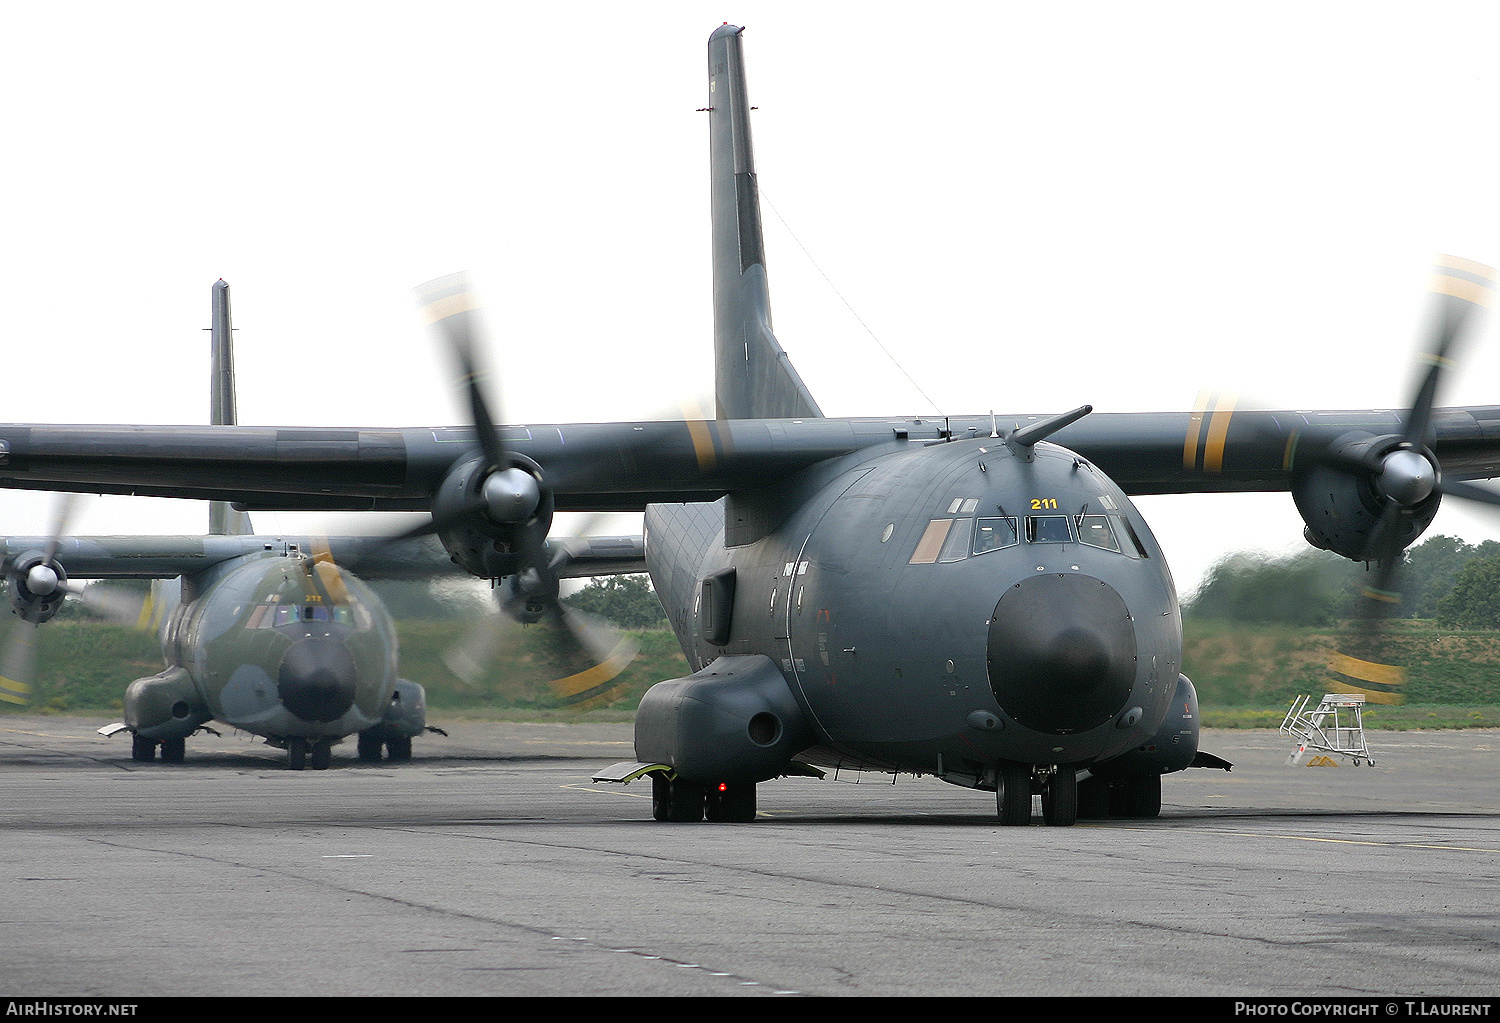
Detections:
1,715,1498,998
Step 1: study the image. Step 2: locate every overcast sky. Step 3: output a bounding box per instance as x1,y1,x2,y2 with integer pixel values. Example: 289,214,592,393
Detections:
5,2,1500,598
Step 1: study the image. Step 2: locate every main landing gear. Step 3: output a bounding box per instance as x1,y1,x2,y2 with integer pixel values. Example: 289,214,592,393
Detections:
356,730,412,763
286,738,334,771
996,763,1079,827
652,774,757,823
129,734,191,763
1076,774,1160,820
995,765,1163,825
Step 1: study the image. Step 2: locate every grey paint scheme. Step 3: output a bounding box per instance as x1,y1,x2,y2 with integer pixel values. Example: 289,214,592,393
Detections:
709,24,822,423
0,280,644,767
208,278,253,537
0,533,642,583
2,407,1499,509
0,26,1495,815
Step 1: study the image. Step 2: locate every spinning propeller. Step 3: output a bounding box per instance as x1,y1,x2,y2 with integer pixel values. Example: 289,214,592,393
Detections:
1328,256,1498,704
0,495,76,704
0,496,157,706
407,273,640,709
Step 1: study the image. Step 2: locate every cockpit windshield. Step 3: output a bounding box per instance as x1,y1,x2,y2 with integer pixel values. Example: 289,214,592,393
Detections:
1026,515,1074,543
973,517,1019,555
1076,514,1120,552
245,601,368,630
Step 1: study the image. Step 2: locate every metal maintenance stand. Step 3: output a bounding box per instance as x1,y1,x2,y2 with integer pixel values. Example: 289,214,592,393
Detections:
1280,693,1374,766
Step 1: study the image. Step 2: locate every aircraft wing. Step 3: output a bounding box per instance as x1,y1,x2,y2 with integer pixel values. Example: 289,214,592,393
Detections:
0,532,645,582
0,534,460,580
0,407,1498,511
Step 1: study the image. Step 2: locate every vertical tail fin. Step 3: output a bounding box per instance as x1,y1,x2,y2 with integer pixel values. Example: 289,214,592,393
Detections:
708,24,822,422
209,280,253,536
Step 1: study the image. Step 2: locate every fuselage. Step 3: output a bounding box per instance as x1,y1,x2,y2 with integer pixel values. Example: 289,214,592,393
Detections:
158,550,399,741
648,436,1182,778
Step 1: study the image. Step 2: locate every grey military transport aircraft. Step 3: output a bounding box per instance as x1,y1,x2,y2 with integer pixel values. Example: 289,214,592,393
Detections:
3,23,1500,822
0,281,644,770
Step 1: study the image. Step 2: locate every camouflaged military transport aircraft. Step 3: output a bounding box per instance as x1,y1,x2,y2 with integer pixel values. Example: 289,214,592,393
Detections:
3,24,1500,820
0,281,644,770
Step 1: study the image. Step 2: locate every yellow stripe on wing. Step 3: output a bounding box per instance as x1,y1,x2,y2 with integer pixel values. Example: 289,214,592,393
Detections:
1203,394,1237,473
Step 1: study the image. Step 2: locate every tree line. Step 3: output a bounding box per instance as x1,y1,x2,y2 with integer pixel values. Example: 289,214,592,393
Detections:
1186,534,1500,628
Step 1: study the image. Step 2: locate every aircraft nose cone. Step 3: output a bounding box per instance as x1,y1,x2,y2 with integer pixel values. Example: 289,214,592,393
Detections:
277,637,358,722
986,574,1137,734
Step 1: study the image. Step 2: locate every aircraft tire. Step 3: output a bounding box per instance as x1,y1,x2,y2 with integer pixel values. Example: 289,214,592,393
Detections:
1041,767,1078,827
387,736,412,762
996,762,1031,826
652,775,705,822
310,742,332,771
705,783,756,823
356,732,382,762
130,734,156,762
159,737,185,764
1111,775,1161,818
651,774,671,821
1076,776,1110,819
288,739,307,771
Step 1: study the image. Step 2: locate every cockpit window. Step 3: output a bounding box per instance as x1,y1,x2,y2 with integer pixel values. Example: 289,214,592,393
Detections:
1026,515,1074,543
250,602,365,629
938,518,972,562
973,517,1019,555
1077,514,1120,552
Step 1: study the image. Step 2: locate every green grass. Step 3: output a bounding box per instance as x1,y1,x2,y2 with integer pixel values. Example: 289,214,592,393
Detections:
8,618,1500,728
3,619,691,720
1186,618,1500,728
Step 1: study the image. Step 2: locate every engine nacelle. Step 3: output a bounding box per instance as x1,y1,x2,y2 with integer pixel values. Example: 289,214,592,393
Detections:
7,550,69,624
634,654,816,784
123,665,210,740
1090,673,1202,779
1292,432,1440,561
432,452,555,579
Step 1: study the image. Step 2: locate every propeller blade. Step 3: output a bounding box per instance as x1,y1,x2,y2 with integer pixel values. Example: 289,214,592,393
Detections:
439,597,639,711
415,272,510,473
66,581,156,630
0,619,38,705
1438,478,1500,509
550,605,640,710
440,606,507,688
1402,256,1494,445
42,494,81,564
1330,554,1409,706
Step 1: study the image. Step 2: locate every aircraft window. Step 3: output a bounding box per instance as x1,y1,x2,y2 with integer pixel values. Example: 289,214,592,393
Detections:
1026,515,1074,543
258,603,357,628
938,519,972,563
909,519,953,564
1115,515,1149,559
973,517,1019,555
1077,515,1121,553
